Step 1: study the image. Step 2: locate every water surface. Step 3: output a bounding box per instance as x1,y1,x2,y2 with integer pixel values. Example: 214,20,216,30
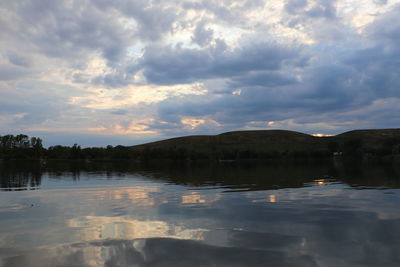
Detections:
0,160,400,267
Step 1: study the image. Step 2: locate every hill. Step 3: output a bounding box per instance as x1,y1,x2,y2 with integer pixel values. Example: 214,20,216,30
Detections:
130,129,400,160
333,128,400,157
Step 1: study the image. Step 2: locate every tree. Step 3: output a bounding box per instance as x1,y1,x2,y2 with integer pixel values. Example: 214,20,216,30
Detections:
343,138,363,157
30,137,43,158
70,144,82,159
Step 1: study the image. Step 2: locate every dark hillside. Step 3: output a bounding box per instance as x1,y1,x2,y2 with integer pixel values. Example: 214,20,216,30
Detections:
130,130,330,160
129,129,400,161
334,129,400,157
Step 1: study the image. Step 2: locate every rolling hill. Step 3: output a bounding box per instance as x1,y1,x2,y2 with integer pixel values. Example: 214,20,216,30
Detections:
129,129,400,160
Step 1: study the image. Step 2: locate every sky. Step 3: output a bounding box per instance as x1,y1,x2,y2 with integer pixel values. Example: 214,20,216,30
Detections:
1,0,400,147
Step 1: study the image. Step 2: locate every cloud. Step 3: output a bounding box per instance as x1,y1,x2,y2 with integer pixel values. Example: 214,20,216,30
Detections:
373,0,388,5
0,0,181,70
284,0,337,19
191,20,214,46
285,0,308,15
365,4,400,47
137,41,301,85
228,71,298,89
145,4,400,136
91,72,133,88
0,64,31,81
92,0,179,41
7,53,31,68
306,0,337,19
182,0,266,24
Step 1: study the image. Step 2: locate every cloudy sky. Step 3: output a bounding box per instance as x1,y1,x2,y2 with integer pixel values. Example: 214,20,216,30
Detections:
1,0,399,146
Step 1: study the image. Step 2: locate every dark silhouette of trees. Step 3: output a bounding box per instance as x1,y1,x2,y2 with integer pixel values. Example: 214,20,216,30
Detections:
70,144,82,159
379,137,400,156
343,138,363,157
0,134,44,159
2,132,400,161
31,137,43,158
47,145,71,159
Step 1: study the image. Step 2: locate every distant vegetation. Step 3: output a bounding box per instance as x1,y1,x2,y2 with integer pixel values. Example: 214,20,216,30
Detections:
1,129,400,161
0,134,43,159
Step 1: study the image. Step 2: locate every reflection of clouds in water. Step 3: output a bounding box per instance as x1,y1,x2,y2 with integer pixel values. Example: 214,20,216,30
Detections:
3,213,400,267
80,187,221,207
227,230,304,251
0,238,319,267
68,216,207,241
181,191,221,205
0,203,27,212
65,215,209,266
251,194,278,203
269,194,277,203
243,183,400,222
86,186,161,206
252,194,278,203
302,209,400,267
0,247,88,267
2,170,400,266
182,192,206,204
84,187,222,208
245,183,345,203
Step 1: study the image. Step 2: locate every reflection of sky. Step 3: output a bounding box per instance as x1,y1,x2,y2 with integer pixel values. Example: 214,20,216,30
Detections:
1,174,400,266
68,216,207,241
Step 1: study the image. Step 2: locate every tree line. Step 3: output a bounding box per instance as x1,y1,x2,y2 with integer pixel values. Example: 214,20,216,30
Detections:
0,134,43,159
1,133,400,161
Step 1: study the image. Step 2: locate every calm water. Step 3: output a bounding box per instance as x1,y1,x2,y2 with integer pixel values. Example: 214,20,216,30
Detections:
1,160,400,267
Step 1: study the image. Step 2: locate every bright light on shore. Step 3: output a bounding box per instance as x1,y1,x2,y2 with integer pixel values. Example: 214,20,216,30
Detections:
312,133,335,137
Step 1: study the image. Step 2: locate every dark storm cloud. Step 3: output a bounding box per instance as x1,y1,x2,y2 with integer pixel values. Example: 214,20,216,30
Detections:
228,71,298,89
154,56,393,133
154,62,361,127
138,41,301,85
155,89,292,129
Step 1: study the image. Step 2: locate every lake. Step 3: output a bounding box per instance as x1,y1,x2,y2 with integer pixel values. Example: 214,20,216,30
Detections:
0,160,400,267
